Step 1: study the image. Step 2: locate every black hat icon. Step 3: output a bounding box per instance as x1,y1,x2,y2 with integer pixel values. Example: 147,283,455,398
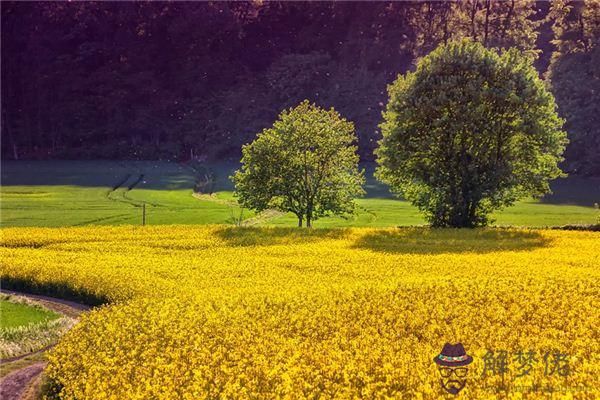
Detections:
434,343,473,367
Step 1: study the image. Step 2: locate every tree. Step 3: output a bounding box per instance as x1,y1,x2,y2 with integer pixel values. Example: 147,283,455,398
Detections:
452,0,540,53
266,52,333,108
232,101,364,227
376,40,567,228
547,41,600,175
547,0,600,175
322,66,387,160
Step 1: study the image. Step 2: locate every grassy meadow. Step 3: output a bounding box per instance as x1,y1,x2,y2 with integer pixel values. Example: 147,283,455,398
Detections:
0,298,58,329
0,294,77,360
1,161,598,228
1,225,598,398
0,161,249,227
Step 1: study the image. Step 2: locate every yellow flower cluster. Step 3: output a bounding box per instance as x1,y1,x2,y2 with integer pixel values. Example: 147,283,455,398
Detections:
1,226,598,399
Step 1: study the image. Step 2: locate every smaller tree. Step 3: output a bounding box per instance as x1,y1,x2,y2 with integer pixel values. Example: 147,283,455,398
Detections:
232,100,364,227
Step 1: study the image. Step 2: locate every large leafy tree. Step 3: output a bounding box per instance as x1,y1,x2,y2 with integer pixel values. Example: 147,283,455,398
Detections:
376,40,567,228
232,101,364,227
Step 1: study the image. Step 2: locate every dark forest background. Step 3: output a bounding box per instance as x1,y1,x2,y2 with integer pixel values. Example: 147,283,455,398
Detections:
2,1,599,175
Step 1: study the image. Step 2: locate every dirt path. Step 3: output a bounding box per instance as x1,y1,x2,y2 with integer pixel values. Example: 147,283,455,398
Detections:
192,192,237,206
192,193,285,225
0,362,47,400
0,290,91,399
1,290,90,319
241,209,286,226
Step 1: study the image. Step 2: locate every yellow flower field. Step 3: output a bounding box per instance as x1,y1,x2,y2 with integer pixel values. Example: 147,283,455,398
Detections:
1,226,598,399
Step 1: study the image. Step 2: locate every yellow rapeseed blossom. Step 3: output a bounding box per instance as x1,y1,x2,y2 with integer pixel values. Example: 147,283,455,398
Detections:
1,226,598,399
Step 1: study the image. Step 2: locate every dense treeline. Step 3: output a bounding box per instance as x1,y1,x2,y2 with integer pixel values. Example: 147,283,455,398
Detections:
1,1,599,175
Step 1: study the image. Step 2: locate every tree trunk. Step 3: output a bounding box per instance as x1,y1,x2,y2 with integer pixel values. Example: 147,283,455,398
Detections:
442,5,450,45
483,0,491,47
578,13,588,52
306,200,313,228
297,215,303,227
470,0,479,40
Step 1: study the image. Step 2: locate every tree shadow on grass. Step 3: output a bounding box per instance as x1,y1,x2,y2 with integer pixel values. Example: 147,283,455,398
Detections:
214,226,351,247
352,228,551,255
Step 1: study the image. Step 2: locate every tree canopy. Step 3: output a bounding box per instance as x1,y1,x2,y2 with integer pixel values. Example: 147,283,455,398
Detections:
376,40,567,227
232,101,364,227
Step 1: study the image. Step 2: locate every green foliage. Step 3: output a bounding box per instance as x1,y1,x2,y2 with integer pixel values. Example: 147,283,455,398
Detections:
411,0,540,58
547,0,600,175
322,67,387,160
376,40,567,228
548,0,600,54
232,101,365,227
2,2,550,164
266,52,333,107
547,44,600,175
453,0,540,53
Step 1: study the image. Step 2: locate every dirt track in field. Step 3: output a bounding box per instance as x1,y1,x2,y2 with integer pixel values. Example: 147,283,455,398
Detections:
0,290,91,400
0,362,47,400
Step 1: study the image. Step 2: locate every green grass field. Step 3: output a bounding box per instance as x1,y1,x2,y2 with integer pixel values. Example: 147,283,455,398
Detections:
1,160,598,228
0,299,59,329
